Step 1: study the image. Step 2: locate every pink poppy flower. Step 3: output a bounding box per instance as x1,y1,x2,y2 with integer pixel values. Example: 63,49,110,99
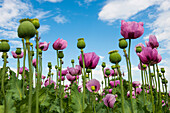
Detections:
103,94,116,108
11,51,24,58
86,79,100,92
36,41,51,51
53,38,67,50
145,35,159,49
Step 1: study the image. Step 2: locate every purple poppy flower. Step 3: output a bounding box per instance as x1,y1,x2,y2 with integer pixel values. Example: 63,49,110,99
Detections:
121,20,144,39
132,81,140,88
58,76,65,81
112,69,118,76
145,35,159,49
67,65,82,76
53,38,68,50
44,78,56,87
79,52,100,69
127,90,135,98
64,94,68,98
110,80,121,88
11,51,24,58
136,88,142,95
86,79,100,92
36,41,51,51
66,74,76,82
58,69,68,76
103,94,116,108
42,75,46,79
19,67,29,74
32,58,37,68
109,89,113,94
137,47,161,65
78,85,82,92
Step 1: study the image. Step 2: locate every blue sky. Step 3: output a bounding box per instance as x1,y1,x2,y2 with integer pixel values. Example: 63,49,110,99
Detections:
0,0,170,90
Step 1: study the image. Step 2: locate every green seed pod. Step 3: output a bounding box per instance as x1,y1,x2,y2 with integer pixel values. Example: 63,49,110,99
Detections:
108,50,121,64
38,49,42,55
159,73,162,77
162,78,165,84
142,64,147,69
105,69,111,76
0,40,10,52
55,65,58,69
15,48,22,55
161,68,165,73
77,38,86,49
165,80,168,84
31,18,40,29
136,46,142,53
102,62,106,68
58,51,64,59
17,21,36,41
86,69,91,73
71,59,74,63
119,38,127,49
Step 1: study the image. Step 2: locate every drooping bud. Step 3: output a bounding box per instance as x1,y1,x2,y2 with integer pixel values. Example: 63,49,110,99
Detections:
119,38,127,49
77,38,86,49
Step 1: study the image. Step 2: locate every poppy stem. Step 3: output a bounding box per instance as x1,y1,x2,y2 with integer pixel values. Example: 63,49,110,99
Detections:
17,57,20,79
60,58,63,113
22,39,26,96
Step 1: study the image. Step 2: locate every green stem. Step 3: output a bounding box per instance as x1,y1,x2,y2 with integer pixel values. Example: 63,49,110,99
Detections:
139,60,145,105
91,70,92,80
26,42,33,113
1,52,7,113
81,49,86,109
22,39,26,96
93,93,96,113
144,70,148,100
148,63,155,113
153,65,158,110
124,49,134,112
60,58,63,113
36,31,40,113
17,57,20,79
72,63,74,68
117,64,125,113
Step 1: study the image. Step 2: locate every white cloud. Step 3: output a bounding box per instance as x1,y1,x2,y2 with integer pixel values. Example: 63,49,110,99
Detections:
34,10,52,19
53,15,68,24
98,0,160,24
9,40,23,48
37,0,62,3
84,0,96,3
99,56,104,61
38,25,50,36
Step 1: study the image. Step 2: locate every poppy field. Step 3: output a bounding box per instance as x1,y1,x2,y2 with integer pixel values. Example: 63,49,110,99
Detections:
0,18,169,113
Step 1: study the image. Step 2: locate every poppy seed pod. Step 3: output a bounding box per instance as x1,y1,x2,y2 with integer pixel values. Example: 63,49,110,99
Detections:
0,40,10,52
136,46,142,53
17,21,36,41
77,38,86,49
165,80,168,84
119,38,127,49
108,50,121,64
102,62,106,68
15,48,22,55
58,51,64,59
31,18,40,29
105,69,111,76
71,59,74,63
162,79,165,84
86,69,91,73
161,68,165,73
159,73,162,77
142,64,147,69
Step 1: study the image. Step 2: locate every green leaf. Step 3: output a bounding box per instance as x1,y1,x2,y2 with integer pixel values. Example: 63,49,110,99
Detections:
5,92,16,113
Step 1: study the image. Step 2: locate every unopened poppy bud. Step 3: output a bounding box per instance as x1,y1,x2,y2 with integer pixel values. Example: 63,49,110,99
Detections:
119,38,127,49
159,73,162,77
165,80,168,84
161,68,165,73
91,86,95,91
58,51,64,59
108,50,121,64
105,69,111,76
102,62,106,68
86,69,91,73
86,74,89,78
48,73,51,77
48,62,52,68
142,64,147,69
38,49,42,55
101,81,103,84
77,38,86,49
58,67,61,71
52,73,54,75
15,48,22,55
78,56,80,60
151,73,154,77
31,51,34,56
111,65,116,70
162,78,165,84
30,43,33,47
0,40,10,52
31,18,40,29
55,65,58,69
136,46,142,53
71,59,74,63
